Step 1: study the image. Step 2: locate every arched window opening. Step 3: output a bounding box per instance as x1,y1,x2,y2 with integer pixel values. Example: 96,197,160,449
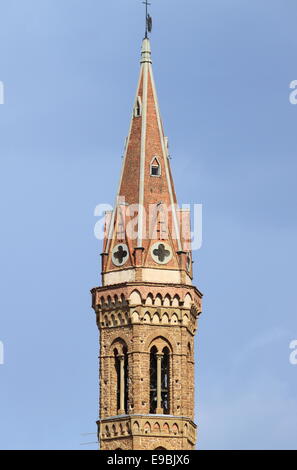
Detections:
114,346,128,414
161,347,170,414
150,345,170,414
150,346,157,414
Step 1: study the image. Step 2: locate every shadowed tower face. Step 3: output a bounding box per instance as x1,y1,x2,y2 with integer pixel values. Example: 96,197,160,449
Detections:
91,34,202,450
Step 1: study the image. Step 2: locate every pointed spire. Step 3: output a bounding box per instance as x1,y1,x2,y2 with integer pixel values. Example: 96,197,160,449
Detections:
101,38,192,286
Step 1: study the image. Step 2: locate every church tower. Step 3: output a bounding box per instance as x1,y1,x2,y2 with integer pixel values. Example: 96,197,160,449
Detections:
91,15,202,450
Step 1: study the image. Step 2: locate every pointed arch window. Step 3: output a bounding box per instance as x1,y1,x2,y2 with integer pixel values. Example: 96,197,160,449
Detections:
150,157,161,177
149,345,170,414
134,96,142,117
114,347,128,414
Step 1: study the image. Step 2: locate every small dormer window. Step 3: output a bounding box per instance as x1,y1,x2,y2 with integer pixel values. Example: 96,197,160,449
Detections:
134,96,142,117
150,157,161,177
151,165,159,176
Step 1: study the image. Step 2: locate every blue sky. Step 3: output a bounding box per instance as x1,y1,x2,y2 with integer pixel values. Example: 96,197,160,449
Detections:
0,0,296,450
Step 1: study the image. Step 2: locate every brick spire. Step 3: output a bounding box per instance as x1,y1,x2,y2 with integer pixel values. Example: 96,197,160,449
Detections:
101,38,192,287
92,32,202,451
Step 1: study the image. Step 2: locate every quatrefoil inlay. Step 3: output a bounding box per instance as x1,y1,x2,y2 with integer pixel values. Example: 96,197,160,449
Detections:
112,244,129,267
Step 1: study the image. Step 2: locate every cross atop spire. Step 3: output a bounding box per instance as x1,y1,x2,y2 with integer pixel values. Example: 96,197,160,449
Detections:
143,0,152,38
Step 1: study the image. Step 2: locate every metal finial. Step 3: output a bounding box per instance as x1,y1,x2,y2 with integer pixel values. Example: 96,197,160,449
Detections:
142,0,152,38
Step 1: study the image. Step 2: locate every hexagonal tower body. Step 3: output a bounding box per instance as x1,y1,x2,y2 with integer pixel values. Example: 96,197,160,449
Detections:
91,38,202,450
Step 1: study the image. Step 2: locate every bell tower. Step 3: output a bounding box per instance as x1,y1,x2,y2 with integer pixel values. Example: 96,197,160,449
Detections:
91,21,202,451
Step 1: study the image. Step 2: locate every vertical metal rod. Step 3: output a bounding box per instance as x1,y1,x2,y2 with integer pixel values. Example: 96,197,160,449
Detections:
156,353,163,413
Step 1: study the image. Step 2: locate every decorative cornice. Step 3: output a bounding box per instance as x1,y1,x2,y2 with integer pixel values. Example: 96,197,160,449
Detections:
91,281,203,299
